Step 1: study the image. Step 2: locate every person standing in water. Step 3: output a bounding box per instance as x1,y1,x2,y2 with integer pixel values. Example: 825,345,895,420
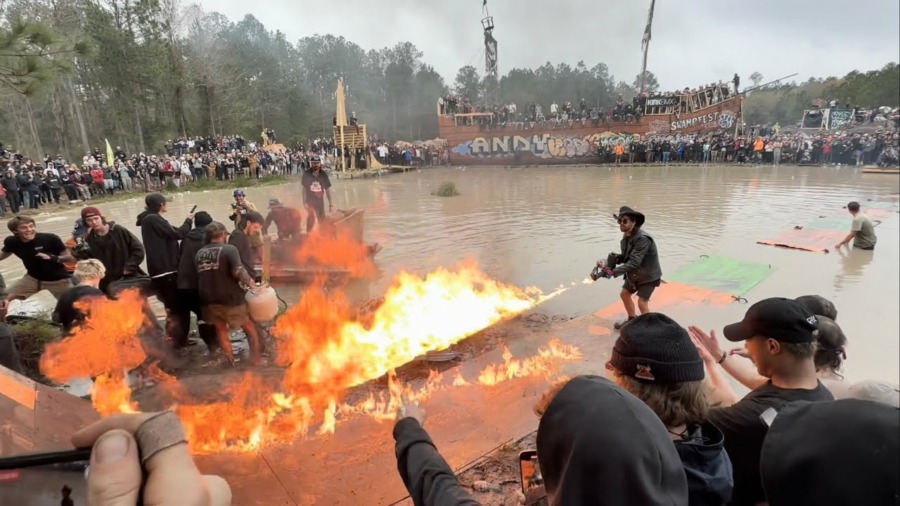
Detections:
835,201,877,250
597,206,662,329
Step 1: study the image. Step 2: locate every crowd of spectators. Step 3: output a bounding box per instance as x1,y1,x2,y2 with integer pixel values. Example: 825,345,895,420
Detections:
598,129,900,167
0,136,379,216
439,78,738,131
391,295,899,506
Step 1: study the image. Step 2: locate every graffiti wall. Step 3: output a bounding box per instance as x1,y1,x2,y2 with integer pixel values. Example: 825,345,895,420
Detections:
450,132,640,162
441,97,742,165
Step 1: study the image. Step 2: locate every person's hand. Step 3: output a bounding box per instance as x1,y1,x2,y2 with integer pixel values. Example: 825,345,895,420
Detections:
396,401,426,426
689,326,725,363
602,267,615,278
596,259,606,268
187,212,195,221
35,252,51,260
729,348,751,359
72,412,231,506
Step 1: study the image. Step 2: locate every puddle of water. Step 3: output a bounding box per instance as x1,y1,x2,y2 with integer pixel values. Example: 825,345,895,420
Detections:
2,166,897,383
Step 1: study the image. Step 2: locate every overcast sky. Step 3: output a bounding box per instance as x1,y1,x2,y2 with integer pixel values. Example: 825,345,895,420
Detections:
199,0,899,91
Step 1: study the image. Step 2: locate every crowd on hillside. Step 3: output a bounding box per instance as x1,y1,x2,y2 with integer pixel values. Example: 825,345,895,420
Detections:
599,129,900,166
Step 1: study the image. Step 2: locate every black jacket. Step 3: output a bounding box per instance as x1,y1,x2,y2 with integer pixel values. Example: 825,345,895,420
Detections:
79,222,146,292
674,423,734,506
177,227,206,290
1,175,18,193
611,228,663,285
228,228,256,275
136,211,191,277
536,376,688,505
761,399,899,506
393,418,480,506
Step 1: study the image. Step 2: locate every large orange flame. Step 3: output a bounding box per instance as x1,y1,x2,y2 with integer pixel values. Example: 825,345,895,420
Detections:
294,226,376,277
40,289,149,414
40,264,580,454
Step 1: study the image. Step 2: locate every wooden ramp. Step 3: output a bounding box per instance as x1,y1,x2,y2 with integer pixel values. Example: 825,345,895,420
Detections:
0,365,99,454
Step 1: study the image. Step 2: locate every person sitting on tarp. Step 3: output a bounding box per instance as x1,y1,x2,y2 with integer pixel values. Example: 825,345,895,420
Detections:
264,198,303,241
595,206,663,330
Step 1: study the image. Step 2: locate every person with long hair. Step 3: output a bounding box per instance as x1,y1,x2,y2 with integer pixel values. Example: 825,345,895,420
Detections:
605,313,733,506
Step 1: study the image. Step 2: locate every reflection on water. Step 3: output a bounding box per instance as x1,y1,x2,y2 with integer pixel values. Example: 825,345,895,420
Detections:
834,248,876,290
2,166,897,383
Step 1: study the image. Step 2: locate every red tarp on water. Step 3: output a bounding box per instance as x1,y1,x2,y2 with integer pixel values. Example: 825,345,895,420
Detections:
756,228,846,253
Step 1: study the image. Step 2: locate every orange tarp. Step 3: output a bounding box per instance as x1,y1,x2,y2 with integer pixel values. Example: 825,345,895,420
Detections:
756,229,845,253
595,281,737,320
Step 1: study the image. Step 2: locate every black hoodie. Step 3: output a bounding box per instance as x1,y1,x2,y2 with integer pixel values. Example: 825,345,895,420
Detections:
761,399,899,506
81,221,146,292
536,376,688,505
393,418,481,506
135,211,191,276
177,226,206,290
674,423,733,506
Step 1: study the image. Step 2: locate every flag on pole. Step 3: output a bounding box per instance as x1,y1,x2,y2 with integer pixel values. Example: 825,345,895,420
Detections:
642,0,656,51
105,139,114,167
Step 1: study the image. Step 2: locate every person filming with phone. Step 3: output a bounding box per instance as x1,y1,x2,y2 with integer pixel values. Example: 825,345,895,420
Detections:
393,375,690,506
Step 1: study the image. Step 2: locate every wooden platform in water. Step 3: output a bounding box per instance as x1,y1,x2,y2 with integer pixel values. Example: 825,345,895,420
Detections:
862,167,900,174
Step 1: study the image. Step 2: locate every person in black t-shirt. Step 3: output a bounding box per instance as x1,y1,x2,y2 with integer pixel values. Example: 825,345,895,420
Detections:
689,298,834,506
301,156,333,233
53,259,106,333
1,215,74,300
196,222,262,366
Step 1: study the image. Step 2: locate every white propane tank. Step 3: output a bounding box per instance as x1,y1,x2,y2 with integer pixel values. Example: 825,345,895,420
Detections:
246,286,279,323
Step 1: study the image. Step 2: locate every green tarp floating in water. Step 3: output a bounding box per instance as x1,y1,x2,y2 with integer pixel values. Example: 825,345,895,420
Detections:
667,256,773,296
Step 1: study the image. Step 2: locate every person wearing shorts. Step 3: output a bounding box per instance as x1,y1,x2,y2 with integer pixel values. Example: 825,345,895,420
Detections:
596,206,662,330
1,215,74,301
195,221,263,366
301,155,333,233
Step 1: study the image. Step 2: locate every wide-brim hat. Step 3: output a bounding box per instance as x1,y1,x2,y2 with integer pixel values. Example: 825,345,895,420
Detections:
614,206,645,227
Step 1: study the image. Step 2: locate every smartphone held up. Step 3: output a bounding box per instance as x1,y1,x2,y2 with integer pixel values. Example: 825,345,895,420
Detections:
519,450,548,506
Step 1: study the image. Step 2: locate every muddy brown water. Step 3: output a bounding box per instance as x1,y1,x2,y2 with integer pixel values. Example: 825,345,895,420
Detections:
3,165,898,384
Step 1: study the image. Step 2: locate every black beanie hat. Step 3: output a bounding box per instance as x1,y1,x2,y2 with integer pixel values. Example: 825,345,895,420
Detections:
609,313,705,383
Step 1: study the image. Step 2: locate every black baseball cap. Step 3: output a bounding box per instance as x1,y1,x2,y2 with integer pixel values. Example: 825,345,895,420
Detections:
723,298,819,343
144,192,173,209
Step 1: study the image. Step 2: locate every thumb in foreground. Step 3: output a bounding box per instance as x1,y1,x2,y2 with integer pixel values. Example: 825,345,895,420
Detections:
87,429,142,506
